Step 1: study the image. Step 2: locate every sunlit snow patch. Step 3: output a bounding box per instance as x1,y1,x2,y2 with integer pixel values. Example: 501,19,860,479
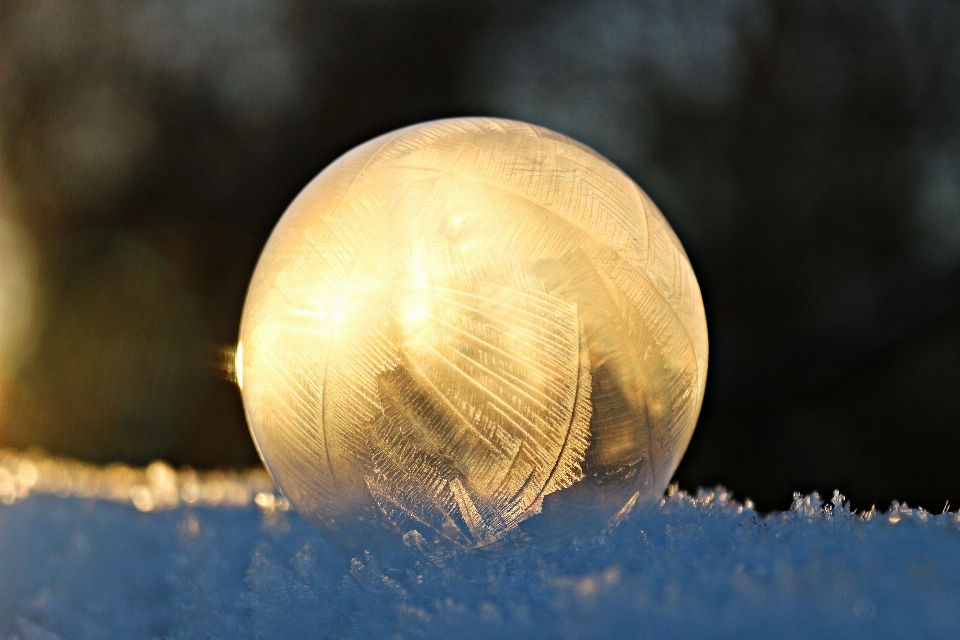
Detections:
1,450,959,640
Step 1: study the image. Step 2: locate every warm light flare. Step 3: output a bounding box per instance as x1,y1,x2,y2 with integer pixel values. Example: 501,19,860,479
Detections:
218,343,241,386
0,175,40,423
235,342,243,390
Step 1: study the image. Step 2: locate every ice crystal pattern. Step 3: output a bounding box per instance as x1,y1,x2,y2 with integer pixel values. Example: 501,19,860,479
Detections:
238,118,708,551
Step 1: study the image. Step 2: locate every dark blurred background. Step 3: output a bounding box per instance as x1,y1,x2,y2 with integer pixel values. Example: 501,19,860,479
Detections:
0,0,957,512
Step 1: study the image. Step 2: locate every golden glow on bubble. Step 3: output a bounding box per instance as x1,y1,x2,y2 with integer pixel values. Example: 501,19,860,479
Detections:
238,118,708,552
235,342,244,390
218,343,241,385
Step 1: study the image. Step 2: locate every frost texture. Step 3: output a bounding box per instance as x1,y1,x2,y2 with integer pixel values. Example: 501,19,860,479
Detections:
239,118,707,551
2,485,960,639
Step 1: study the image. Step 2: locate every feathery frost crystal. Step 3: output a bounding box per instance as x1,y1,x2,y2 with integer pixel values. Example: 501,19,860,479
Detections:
238,118,707,553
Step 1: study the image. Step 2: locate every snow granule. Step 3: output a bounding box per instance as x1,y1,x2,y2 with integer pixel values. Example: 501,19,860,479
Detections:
1,450,958,639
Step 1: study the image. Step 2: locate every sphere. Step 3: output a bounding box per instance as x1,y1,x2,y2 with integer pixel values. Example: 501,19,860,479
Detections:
238,118,707,555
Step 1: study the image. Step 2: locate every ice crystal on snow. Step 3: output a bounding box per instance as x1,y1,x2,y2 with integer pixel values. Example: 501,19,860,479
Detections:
2,451,959,639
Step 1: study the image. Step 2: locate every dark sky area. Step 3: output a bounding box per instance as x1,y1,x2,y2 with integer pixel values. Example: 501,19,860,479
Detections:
0,0,957,512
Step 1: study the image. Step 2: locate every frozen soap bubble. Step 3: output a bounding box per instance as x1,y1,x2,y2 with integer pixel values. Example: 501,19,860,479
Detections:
238,118,707,556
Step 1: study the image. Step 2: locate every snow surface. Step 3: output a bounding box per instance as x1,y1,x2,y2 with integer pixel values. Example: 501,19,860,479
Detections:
3,479,960,640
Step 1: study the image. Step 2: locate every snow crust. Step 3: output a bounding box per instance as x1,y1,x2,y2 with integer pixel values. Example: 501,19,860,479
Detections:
2,476,959,639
